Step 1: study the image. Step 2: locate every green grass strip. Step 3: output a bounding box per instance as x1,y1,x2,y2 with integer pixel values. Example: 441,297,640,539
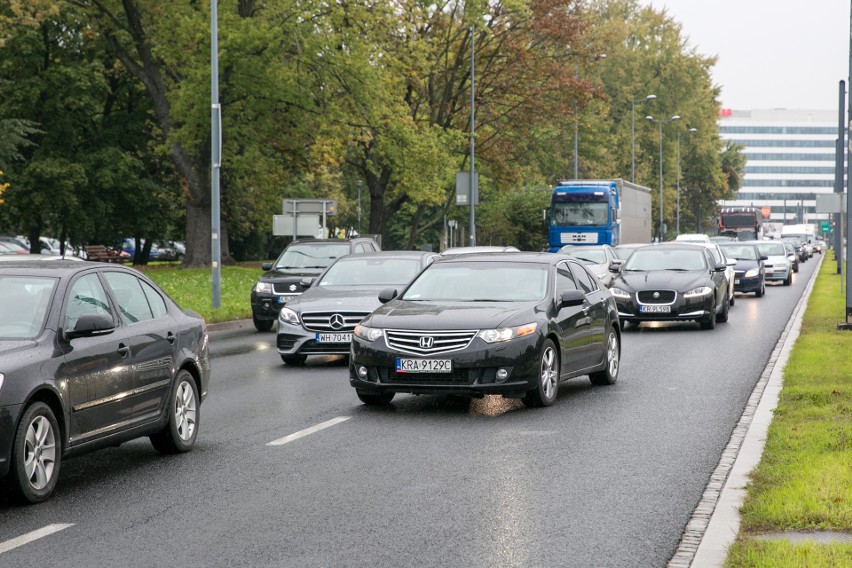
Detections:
726,256,852,567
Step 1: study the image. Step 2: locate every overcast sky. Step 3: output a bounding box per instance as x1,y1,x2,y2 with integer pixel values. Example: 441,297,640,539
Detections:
641,1,850,111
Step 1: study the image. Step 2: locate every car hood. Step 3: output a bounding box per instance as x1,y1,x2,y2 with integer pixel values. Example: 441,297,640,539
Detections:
259,267,325,283
0,339,38,358
364,300,540,330
612,269,710,292
763,255,788,264
732,259,761,271
285,286,391,313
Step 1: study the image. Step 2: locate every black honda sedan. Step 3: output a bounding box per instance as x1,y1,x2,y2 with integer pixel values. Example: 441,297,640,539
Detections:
0,260,210,503
349,253,621,407
609,243,730,330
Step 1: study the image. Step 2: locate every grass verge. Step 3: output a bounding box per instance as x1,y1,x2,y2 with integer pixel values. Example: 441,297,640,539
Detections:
726,255,852,567
139,264,262,323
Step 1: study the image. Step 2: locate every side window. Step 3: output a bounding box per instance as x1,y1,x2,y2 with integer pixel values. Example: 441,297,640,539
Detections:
141,280,168,318
103,272,154,324
556,263,578,294
569,263,597,294
64,273,113,330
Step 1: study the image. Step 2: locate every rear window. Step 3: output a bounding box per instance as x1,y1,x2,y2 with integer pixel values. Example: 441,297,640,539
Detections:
274,243,352,270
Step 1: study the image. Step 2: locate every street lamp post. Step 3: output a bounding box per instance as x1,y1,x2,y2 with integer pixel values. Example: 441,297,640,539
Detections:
573,53,606,179
631,94,656,183
676,127,697,235
646,114,680,241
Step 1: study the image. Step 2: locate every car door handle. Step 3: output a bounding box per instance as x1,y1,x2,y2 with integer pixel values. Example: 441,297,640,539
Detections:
167,332,176,344
117,343,130,358
581,305,591,315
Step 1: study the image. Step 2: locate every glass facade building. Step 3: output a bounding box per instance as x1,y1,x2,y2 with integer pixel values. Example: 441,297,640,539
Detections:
717,109,844,231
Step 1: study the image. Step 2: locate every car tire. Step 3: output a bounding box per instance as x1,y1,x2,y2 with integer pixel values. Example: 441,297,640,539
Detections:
150,370,200,454
253,316,274,332
281,354,307,365
755,281,765,297
589,326,620,386
8,402,61,504
700,302,717,330
356,390,395,405
784,273,792,286
717,292,730,323
522,339,559,407
729,288,735,306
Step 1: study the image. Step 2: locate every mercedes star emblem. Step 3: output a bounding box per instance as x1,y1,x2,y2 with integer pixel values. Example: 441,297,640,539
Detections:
329,314,346,330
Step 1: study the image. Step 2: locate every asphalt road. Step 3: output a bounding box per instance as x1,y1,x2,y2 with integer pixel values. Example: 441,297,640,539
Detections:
0,256,820,567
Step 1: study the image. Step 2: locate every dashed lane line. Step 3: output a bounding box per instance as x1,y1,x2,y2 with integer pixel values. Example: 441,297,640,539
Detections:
266,416,351,446
0,523,74,555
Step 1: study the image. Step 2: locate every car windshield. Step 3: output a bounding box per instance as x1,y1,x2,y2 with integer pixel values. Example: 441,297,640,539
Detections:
719,245,757,260
623,248,707,271
756,243,786,257
559,248,607,264
274,243,352,269
402,262,548,302
0,276,57,339
319,258,423,286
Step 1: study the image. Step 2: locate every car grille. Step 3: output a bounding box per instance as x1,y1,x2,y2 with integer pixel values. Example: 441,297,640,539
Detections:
273,283,303,294
301,311,370,333
384,329,478,356
637,290,676,304
379,367,473,385
299,340,350,354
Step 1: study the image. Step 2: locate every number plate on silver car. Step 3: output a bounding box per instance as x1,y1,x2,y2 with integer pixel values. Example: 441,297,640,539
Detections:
639,305,671,313
396,358,452,373
316,333,352,343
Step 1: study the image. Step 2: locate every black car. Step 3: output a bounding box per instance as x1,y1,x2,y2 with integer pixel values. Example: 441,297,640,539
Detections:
276,251,439,364
782,241,800,273
251,238,380,331
781,237,807,263
0,260,210,503
349,253,621,407
717,242,767,296
609,243,730,330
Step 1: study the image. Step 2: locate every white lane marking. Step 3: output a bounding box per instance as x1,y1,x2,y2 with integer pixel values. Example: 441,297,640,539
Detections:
0,523,74,554
267,416,351,446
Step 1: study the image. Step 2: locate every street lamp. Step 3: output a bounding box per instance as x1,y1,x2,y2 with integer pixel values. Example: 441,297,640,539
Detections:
573,53,606,179
631,94,656,183
676,127,697,235
646,114,681,241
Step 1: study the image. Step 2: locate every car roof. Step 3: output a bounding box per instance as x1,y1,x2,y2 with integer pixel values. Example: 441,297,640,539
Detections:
440,246,520,255
332,250,435,260
438,251,567,265
0,259,116,275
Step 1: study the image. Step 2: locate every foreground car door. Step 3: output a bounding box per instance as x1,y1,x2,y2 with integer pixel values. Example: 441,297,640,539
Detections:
553,262,588,375
59,272,138,444
568,262,608,370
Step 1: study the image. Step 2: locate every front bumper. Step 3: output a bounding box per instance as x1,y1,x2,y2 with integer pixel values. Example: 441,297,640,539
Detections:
764,264,791,282
614,292,713,322
733,272,762,293
349,334,541,398
251,291,301,320
277,324,352,356
0,403,24,479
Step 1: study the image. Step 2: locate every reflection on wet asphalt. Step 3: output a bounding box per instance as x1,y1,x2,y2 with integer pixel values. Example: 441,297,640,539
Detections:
210,342,272,359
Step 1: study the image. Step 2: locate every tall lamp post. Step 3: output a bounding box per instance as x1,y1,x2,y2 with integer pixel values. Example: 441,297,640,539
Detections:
646,114,681,241
676,127,697,235
631,94,656,183
573,53,606,179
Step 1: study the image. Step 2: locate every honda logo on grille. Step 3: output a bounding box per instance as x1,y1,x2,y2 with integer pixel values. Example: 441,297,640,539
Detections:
419,336,434,349
329,314,346,329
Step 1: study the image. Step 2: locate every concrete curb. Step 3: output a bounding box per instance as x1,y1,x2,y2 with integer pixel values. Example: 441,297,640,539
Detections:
207,318,257,333
668,255,823,568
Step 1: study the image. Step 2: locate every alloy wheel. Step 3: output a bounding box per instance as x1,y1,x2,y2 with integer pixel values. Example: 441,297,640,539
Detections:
175,380,197,442
540,345,558,400
24,415,57,490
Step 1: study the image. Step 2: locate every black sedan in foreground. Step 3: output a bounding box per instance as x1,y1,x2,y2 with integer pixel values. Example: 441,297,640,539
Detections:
349,253,621,407
609,243,730,330
0,261,210,503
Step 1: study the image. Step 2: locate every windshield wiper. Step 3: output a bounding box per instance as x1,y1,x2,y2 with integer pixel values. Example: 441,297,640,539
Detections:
663,268,690,272
571,257,598,264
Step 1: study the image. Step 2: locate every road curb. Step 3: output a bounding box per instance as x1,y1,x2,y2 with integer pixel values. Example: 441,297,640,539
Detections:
207,318,256,333
668,255,823,568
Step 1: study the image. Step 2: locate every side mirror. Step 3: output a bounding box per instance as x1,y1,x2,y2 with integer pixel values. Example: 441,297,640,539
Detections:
378,288,398,304
66,314,115,340
559,289,585,308
726,259,737,266
609,259,624,273
299,277,315,288
714,262,727,272
759,255,768,261
261,262,273,271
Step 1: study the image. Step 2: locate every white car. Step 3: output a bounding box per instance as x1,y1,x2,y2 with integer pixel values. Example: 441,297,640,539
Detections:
674,233,712,244
754,241,793,286
699,242,736,306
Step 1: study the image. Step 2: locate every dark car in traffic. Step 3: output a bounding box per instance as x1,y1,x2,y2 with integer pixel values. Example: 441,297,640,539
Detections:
717,242,767,296
557,244,620,288
0,260,210,503
609,243,730,330
277,251,439,364
349,253,621,407
251,238,380,331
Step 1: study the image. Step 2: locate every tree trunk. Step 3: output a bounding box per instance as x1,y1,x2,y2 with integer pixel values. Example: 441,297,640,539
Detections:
405,205,424,250
184,195,212,268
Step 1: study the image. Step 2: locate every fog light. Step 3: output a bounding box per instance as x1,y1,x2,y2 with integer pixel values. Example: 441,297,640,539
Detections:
263,302,270,310
358,366,368,379
496,368,509,382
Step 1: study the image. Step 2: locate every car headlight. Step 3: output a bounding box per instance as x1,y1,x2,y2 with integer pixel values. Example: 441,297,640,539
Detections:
354,324,383,342
0,373,4,393
683,286,712,298
744,268,759,278
255,281,273,294
787,254,796,261
477,323,537,344
610,287,631,299
278,307,300,326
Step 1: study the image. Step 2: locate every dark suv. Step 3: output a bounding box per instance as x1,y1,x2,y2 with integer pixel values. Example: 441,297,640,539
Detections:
250,238,380,331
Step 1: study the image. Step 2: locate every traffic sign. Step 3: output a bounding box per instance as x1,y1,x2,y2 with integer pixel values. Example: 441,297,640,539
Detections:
820,220,832,233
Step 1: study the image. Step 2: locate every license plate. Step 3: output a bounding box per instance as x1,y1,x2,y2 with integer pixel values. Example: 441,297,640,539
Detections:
277,294,298,304
316,333,352,343
639,305,671,313
396,358,452,373
734,279,741,285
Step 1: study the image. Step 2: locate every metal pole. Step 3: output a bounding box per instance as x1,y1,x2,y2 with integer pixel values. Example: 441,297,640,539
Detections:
469,24,476,246
210,0,221,308
658,120,663,241
837,82,845,275
574,63,579,180
357,180,362,233
631,100,636,183
676,130,681,236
